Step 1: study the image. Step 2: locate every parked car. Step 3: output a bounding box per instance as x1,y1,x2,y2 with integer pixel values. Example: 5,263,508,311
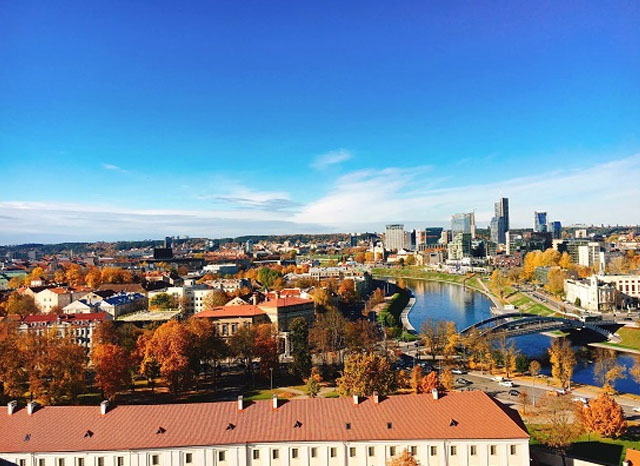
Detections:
556,388,568,395
456,378,472,386
572,397,588,405
509,389,520,397
632,406,640,413
499,380,514,387
491,376,504,382
451,368,467,375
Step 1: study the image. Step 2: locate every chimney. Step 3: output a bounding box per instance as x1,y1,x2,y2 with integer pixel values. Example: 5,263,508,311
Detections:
372,391,379,405
272,393,278,410
432,388,439,400
251,295,258,305
352,394,359,405
100,400,110,416
7,400,17,416
275,291,280,300
27,401,39,416
237,395,244,412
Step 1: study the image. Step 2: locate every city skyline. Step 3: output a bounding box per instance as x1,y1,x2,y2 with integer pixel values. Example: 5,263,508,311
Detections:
1,1,639,243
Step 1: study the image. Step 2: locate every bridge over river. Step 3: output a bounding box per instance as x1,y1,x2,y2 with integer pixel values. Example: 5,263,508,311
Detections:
459,312,621,343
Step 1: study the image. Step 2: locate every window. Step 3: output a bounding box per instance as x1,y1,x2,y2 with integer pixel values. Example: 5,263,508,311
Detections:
389,447,396,457
97,458,104,466
470,446,477,456
330,448,337,458
185,454,192,465
272,450,279,460
218,451,226,462
345,423,351,430
39,459,46,466
490,445,497,455
291,449,298,459
450,446,457,456
57,459,65,466
430,446,437,456
510,445,517,455
409,446,417,456
116,458,124,466
253,450,260,460
311,448,317,458
368,447,375,457
19,460,26,466
77,459,85,466
349,448,356,458
151,456,159,466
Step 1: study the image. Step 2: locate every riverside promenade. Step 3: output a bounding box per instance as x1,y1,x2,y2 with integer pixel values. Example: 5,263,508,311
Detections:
400,294,417,332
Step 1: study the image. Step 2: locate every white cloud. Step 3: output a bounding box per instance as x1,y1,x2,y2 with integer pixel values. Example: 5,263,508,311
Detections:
196,187,299,211
310,149,353,170
101,163,128,173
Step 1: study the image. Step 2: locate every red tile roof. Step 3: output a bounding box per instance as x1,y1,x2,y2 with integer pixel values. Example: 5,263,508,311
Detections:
23,313,109,324
0,392,528,453
627,449,640,466
261,297,313,308
195,305,266,319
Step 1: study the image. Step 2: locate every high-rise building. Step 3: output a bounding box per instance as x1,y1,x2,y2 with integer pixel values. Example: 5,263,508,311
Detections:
451,213,475,238
550,221,562,239
494,198,509,231
447,233,472,260
534,211,548,232
490,197,509,244
424,227,443,245
384,224,405,251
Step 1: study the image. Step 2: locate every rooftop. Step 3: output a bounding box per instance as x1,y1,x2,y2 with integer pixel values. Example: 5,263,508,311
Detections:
195,304,266,319
0,392,528,453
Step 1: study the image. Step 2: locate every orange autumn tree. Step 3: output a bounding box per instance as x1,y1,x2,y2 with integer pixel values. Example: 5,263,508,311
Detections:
91,343,131,400
421,371,443,393
387,449,419,466
410,365,424,393
578,393,627,438
144,320,194,393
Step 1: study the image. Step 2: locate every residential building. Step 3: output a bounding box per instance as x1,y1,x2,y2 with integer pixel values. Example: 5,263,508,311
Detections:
550,221,562,239
32,287,74,313
257,295,315,333
533,211,547,233
578,242,605,269
495,197,510,231
598,274,640,308
203,263,239,276
384,224,405,252
0,392,530,466
19,312,112,349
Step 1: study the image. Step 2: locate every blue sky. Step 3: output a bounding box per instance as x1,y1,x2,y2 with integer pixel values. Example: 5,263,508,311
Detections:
1,1,639,243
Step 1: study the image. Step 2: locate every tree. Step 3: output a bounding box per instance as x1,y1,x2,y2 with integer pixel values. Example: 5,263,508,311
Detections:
604,365,626,394
305,367,322,398
289,317,312,379
548,339,576,390
522,251,543,281
230,325,257,378
440,368,454,391
420,371,442,393
593,348,617,387
545,268,566,296
337,353,397,397
387,450,419,466
410,365,424,393
421,319,448,360
93,320,120,345
136,333,160,392
518,390,530,414
257,267,281,290
309,308,347,363
65,264,85,286
254,324,279,379
145,320,194,393
558,252,572,270
442,322,460,364
529,360,541,405
345,320,380,353
490,270,510,298
202,290,230,309
354,252,366,264
535,396,583,460
84,268,103,288
312,287,336,313
0,322,25,400
404,255,416,266
337,279,358,304
91,343,131,400
149,293,179,311
5,292,39,317
578,393,627,438
187,317,228,385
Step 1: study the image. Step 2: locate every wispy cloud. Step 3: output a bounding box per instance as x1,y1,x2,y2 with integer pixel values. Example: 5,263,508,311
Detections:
101,163,128,173
195,187,299,211
310,149,353,170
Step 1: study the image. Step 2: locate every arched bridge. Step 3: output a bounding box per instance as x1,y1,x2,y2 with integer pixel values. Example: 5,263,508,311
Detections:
460,313,620,342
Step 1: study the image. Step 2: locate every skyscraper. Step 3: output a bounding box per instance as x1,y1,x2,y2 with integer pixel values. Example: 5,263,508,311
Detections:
451,213,475,238
385,224,405,251
534,211,548,232
550,221,562,239
490,197,509,244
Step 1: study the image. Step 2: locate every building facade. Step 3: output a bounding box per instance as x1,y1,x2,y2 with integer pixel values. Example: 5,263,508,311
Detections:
533,212,547,233
384,225,405,252
0,392,530,466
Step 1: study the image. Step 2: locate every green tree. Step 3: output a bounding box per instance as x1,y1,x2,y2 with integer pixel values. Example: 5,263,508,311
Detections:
149,293,178,311
289,317,312,379
257,267,282,290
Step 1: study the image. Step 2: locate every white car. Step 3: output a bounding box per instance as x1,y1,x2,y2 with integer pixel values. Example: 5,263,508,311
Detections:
499,380,514,387
632,406,640,413
451,368,467,375
572,397,588,405
491,376,504,382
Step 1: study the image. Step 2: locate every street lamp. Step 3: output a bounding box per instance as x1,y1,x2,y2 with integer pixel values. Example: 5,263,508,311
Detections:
270,368,273,392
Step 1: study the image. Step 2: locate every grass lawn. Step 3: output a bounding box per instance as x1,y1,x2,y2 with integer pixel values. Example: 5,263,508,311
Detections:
323,390,339,398
614,327,640,352
372,267,484,292
506,292,555,316
244,388,301,400
528,424,640,465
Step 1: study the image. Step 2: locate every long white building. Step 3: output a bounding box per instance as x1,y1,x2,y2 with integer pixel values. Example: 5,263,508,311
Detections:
0,392,529,466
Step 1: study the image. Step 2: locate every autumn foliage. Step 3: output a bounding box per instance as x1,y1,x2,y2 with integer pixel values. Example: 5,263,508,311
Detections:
577,393,627,438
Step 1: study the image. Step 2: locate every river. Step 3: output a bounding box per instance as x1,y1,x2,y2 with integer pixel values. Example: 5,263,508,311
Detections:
404,278,640,395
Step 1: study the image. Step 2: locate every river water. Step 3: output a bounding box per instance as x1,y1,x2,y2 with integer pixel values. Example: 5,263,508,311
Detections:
404,278,640,395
